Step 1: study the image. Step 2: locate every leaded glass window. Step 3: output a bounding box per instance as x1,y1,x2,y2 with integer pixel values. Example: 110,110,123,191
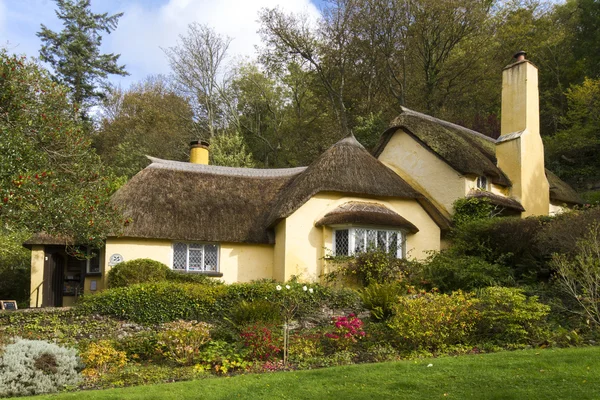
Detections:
172,242,219,272
333,228,404,258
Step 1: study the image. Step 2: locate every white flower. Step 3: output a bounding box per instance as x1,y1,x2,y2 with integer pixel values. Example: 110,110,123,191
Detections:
285,285,291,289
427,364,433,367
276,285,282,291
309,288,314,294
302,286,308,291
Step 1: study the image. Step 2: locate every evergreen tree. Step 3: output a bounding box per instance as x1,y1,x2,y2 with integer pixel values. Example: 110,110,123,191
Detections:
37,0,128,115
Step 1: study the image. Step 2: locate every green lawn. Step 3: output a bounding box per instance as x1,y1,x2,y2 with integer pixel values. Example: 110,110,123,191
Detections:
25,347,600,400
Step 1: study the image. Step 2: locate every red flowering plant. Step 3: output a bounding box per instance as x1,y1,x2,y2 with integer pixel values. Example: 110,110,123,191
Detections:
240,323,283,362
325,314,366,351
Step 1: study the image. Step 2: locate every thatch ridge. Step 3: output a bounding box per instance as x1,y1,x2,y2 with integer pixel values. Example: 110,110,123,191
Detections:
315,201,419,233
266,134,425,227
546,169,584,205
373,107,511,186
147,156,307,178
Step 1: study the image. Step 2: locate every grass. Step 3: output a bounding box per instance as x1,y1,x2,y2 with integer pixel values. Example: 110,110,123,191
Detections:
24,346,600,400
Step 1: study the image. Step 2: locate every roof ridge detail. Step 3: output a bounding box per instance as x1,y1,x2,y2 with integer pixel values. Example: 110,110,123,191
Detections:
146,156,307,178
397,107,496,143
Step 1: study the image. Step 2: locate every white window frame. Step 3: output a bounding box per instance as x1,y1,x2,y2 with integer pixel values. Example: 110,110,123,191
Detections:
332,226,405,258
171,242,220,273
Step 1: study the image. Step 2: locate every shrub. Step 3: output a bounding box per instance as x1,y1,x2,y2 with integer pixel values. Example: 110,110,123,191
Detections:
107,259,171,288
0,339,81,397
360,282,405,321
113,331,160,362
551,222,600,326
452,197,495,226
228,300,282,326
240,324,282,361
325,314,366,351
80,340,127,379
388,291,480,352
326,250,416,286
78,282,226,324
417,251,511,292
195,341,251,375
476,287,550,346
165,270,219,285
288,331,325,367
156,320,211,366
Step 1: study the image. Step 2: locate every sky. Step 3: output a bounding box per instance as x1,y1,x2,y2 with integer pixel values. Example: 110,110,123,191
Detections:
0,0,321,88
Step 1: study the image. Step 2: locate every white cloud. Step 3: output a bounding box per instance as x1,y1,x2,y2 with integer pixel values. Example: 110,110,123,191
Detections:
107,0,320,87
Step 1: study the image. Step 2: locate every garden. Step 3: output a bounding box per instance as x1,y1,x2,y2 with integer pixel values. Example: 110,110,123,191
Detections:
1,201,600,398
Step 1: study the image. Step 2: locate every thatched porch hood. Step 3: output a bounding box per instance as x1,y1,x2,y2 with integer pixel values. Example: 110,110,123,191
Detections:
111,134,448,245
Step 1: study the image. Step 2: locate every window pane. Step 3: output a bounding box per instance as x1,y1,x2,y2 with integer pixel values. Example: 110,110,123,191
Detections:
377,231,388,252
188,248,203,271
366,229,377,251
173,243,187,270
335,229,349,256
87,249,100,274
204,244,218,272
354,228,366,254
389,232,399,258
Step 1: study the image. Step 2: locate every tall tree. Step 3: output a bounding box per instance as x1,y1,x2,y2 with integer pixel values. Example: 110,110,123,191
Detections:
37,0,128,116
95,76,196,179
0,51,122,249
163,23,232,139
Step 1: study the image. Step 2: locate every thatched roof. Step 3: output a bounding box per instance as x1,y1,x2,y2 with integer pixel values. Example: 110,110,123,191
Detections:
315,201,419,233
265,135,429,227
110,158,304,244
373,107,512,186
546,169,584,205
466,190,525,212
23,233,73,247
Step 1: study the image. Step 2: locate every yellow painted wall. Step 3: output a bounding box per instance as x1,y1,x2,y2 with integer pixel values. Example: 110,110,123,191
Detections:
378,129,464,216
219,243,273,283
104,237,274,285
280,192,441,282
273,220,286,282
498,61,550,217
104,238,172,288
29,246,45,308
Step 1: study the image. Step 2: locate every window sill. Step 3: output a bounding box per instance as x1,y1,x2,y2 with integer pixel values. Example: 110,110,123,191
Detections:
85,273,102,277
172,271,223,278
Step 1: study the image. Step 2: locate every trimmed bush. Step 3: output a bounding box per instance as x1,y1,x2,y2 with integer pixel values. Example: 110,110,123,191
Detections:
107,259,171,288
326,250,416,286
78,280,360,325
476,287,551,346
387,291,480,352
0,339,81,397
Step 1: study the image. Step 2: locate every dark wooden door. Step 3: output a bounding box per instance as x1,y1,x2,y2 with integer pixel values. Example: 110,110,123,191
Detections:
42,252,64,307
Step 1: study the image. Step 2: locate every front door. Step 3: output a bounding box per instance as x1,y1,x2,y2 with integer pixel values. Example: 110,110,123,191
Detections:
42,252,64,307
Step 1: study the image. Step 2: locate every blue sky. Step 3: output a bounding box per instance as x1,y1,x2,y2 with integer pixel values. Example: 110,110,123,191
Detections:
0,0,321,88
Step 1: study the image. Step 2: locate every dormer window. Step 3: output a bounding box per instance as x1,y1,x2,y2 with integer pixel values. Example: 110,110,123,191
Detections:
477,176,488,190
333,227,404,258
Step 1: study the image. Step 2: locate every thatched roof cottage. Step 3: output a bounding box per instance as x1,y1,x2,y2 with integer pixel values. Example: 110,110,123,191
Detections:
27,53,581,307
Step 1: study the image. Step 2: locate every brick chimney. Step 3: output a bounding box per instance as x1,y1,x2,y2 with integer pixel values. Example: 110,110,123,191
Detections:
190,140,209,165
496,51,549,216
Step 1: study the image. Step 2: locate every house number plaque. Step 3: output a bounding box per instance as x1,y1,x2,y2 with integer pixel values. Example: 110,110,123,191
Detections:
108,254,124,266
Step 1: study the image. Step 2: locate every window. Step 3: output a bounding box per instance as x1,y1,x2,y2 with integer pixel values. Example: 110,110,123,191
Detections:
333,228,404,258
86,248,100,274
173,242,219,272
476,176,488,190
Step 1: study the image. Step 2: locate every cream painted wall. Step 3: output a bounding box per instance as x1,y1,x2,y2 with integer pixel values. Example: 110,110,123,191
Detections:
279,192,441,282
498,61,550,217
273,221,286,282
378,129,465,216
219,243,273,283
29,246,45,308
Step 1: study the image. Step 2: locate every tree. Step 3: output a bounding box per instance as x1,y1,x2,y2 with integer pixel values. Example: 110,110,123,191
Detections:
95,76,196,179
210,132,256,168
37,0,128,115
0,51,122,249
163,23,232,139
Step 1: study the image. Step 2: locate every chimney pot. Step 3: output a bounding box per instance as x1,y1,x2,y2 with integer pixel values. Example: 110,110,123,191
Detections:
513,50,526,62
